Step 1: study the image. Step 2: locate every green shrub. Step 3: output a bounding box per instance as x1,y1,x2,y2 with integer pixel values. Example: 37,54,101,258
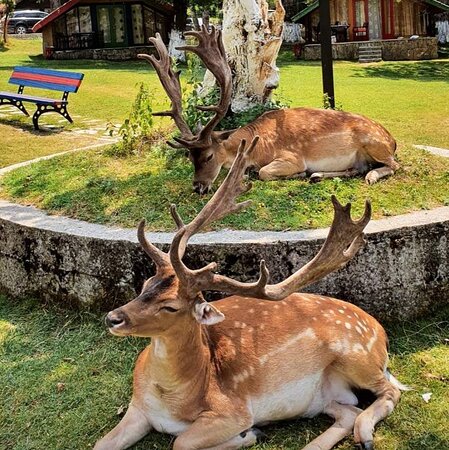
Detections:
106,83,156,157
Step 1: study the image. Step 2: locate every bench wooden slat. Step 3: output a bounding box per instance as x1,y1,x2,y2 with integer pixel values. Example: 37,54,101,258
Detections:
1,66,84,130
9,66,84,93
0,91,67,105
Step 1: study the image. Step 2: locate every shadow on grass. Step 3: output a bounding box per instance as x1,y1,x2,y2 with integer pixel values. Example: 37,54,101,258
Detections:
0,116,66,134
0,55,153,74
351,60,449,82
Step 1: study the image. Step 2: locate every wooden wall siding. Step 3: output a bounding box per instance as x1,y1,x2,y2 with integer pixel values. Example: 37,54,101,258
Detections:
395,0,427,36
330,0,349,24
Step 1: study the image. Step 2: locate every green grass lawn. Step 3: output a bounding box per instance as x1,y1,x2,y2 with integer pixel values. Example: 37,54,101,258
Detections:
0,295,448,449
2,143,449,231
1,38,449,167
1,38,449,230
0,38,168,168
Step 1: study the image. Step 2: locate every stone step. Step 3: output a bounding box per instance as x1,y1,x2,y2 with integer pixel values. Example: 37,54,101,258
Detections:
358,57,382,63
359,54,382,59
359,50,382,56
358,42,382,47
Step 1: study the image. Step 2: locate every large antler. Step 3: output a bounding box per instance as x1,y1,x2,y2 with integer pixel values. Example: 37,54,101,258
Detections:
139,26,232,150
138,35,194,145
168,136,371,299
174,25,232,149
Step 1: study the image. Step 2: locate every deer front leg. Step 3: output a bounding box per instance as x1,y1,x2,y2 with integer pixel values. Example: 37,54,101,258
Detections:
173,413,260,450
259,158,307,180
365,157,400,185
310,168,360,183
94,403,152,450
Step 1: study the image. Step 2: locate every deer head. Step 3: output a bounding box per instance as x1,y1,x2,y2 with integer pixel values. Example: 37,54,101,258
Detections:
105,136,372,339
138,26,234,195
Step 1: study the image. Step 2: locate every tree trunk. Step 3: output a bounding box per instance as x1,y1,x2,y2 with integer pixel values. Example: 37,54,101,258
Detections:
220,0,286,112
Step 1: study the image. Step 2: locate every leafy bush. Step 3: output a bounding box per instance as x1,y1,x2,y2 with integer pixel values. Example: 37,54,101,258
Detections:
106,82,159,157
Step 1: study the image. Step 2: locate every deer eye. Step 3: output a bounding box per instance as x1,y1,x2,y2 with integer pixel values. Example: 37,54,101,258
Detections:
160,306,179,313
206,154,214,162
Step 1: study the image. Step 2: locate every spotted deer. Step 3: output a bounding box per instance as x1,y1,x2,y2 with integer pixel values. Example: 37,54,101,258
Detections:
138,27,399,195
94,136,406,450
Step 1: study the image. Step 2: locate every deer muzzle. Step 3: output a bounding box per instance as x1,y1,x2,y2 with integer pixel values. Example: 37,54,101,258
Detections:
105,309,129,334
193,181,212,195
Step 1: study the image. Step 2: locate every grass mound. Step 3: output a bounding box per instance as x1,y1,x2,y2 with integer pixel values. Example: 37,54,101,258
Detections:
1,143,449,231
0,295,448,449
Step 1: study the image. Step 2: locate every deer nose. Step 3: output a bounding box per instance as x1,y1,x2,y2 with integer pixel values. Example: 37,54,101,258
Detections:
105,311,126,328
193,181,211,195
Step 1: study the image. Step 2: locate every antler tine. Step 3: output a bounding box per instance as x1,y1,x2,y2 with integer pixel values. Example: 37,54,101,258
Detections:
137,220,171,271
172,194,370,300
138,34,194,142
258,196,372,300
176,25,232,149
168,137,259,290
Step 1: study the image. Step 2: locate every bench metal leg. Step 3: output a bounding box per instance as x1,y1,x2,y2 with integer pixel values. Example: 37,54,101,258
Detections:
0,98,30,117
32,104,73,131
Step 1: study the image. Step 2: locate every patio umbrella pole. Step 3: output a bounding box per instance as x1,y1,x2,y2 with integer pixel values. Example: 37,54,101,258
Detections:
319,0,335,108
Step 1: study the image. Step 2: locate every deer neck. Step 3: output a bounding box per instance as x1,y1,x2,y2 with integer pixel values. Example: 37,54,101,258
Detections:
148,319,211,392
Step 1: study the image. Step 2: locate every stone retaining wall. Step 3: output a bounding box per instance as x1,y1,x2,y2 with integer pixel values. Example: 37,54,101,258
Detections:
304,42,359,60
1,200,448,322
304,37,438,60
381,37,438,60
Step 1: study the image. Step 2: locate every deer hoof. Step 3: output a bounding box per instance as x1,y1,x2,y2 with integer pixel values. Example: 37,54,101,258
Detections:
310,172,324,183
355,441,374,450
365,172,379,185
253,428,268,442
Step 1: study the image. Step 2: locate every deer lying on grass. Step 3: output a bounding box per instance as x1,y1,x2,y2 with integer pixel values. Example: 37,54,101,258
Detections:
95,136,405,450
139,27,399,195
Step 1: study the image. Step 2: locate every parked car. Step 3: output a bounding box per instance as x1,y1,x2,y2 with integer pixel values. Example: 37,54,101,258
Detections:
1,10,48,35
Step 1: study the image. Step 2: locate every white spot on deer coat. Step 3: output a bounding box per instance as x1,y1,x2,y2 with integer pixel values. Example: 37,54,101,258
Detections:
366,330,378,352
259,328,316,365
329,339,350,354
353,343,367,354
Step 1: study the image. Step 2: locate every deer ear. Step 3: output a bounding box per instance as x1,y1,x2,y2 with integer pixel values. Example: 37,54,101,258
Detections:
193,301,225,325
213,129,237,143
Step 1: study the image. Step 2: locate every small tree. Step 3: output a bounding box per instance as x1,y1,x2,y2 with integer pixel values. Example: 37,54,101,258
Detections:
1,0,14,43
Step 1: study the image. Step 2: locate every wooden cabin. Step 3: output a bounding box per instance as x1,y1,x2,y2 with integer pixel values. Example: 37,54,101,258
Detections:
293,0,449,43
33,0,173,59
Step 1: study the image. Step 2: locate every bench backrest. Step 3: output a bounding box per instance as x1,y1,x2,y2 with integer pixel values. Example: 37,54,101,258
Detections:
9,67,84,93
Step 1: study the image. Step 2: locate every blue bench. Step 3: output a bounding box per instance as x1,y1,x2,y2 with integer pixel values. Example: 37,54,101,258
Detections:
0,66,84,130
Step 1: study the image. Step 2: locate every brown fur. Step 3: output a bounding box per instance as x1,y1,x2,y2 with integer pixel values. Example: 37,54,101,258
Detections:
191,107,398,192
96,272,401,450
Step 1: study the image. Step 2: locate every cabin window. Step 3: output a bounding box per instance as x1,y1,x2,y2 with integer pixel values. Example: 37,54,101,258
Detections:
79,6,92,33
155,13,166,37
132,4,145,44
354,0,368,26
143,7,156,40
97,5,127,46
66,9,79,35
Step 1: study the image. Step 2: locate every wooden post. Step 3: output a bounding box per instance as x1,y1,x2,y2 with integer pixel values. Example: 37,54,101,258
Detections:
319,0,335,108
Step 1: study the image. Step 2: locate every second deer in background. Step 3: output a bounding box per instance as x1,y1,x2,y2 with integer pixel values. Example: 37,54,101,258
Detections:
139,26,399,194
